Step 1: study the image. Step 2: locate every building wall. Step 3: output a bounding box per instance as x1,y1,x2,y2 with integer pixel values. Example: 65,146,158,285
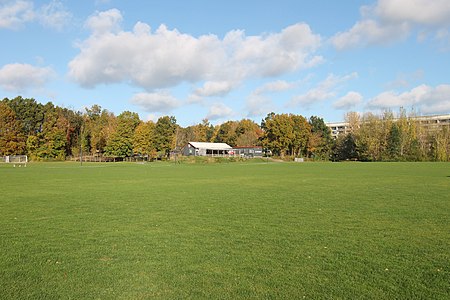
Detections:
182,144,197,156
232,147,263,157
181,143,232,156
182,143,263,157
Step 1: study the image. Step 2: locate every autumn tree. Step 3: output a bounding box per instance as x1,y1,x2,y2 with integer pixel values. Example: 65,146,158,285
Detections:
233,119,262,146
261,113,293,157
430,125,450,161
193,119,215,142
2,96,45,136
33,103,69,160
58,106,82,157
356,113,381,161
214,121,238,146
133,121,157,159
0,102,26,155
175,126,196,149
261,113,310,157
104,111,140,157
83,105,116,155
291,115,311,157
345,111,361,134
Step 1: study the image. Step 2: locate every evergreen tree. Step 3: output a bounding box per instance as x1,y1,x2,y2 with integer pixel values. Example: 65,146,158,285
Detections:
387,123,402,160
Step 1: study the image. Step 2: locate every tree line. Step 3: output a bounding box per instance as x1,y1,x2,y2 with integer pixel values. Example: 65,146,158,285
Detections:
1,96,449,161
332,110,450,162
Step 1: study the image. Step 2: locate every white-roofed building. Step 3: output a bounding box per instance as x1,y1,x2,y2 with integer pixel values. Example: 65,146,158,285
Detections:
182,142,233,157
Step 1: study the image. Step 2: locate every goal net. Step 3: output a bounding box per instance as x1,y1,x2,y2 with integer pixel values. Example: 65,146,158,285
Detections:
4,155,28,167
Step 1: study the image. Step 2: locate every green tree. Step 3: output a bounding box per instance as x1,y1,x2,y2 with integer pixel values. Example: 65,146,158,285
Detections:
2,96,45,136
291,115,311,157
104,111,140,157
308,116,332,160
214,121,238,146
35,105,68,160
332,133,358,161
261,113,294,157
387,123,402,160
154,116,177,158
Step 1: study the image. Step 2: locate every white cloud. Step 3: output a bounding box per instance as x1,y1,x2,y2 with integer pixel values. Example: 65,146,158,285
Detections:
332,19,410,50
367,84,450,114
0,63,55,92
245,94,275,118
384,70,424,90
205,102,234,120
374,0,450,27
38,0,72,31
0,0,71,30
145,113,161,123
95,0,111,5
0,0,34,29
253,80,296,95
193,81,235,97
84,8,122,35
332,0,450,49
333,91,363,110
130,91,181,113
69,11,322,92
289,72,358,107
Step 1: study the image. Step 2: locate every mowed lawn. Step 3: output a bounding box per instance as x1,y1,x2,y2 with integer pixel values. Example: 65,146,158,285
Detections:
0,161,449,299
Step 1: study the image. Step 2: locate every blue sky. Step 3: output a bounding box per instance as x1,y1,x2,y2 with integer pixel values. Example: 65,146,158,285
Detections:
1,0,450,126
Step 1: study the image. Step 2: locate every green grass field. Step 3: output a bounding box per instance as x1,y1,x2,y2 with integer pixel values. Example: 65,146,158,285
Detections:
0,161,449,299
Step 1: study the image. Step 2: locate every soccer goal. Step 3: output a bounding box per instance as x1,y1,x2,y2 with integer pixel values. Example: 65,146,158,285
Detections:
4,155,28,167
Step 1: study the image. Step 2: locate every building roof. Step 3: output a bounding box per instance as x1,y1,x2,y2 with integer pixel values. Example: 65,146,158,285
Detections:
188,142,232,150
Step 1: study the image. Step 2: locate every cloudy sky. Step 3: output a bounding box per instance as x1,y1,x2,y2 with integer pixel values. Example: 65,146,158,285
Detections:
1,0,450,126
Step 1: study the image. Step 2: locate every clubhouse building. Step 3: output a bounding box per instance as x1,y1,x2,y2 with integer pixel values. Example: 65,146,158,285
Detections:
182,142,263,158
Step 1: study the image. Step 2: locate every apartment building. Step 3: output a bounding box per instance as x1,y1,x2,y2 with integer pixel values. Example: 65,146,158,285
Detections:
326,114,450,138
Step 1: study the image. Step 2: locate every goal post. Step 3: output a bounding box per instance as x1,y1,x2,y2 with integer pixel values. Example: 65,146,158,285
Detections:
4,155,28,167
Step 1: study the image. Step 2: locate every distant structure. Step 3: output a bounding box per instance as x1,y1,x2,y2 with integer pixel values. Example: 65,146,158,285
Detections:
326,121,348,138
182,142,233,157
231,146,263,158
326,114,450,138
181,142,263,158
